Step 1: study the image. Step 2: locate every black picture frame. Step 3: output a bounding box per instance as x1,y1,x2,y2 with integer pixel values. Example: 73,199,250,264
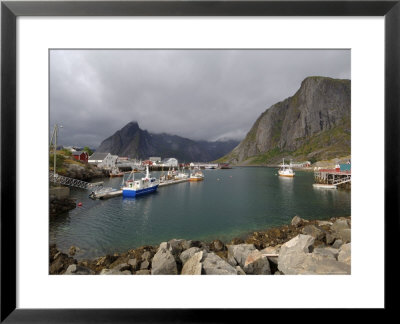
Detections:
1,0,398,321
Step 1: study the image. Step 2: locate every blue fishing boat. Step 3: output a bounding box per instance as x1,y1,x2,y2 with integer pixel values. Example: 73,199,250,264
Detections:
122,165,159,198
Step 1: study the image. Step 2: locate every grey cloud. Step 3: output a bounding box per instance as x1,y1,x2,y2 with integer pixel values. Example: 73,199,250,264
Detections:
50,49,350,148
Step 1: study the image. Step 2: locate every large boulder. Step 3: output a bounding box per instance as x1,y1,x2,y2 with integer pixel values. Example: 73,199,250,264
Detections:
300,254,350,274
202,252,237,275
332,239,343,249
227,244,257,268
331,219,351,243
280,234,315,254
302,225,326,241
338,229,351,243
278,235,350,274
167,239,190,257
277,234,315,274
151,248,178,275
243,250,271,275
331,219,350,232
64,264,94,275
181,251,203,275
180,247,201,265
338,243,351,265
313,247,339,260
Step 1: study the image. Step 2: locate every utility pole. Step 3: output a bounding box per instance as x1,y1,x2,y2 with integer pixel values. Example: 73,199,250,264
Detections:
49,123,63,178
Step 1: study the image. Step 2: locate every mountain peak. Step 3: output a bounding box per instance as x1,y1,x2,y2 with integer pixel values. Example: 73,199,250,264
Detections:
124,121,139,128
219,76,351,165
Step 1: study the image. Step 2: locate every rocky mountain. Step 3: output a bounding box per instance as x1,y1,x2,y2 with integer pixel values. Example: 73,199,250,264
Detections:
96,121,239,162
218,76,351,165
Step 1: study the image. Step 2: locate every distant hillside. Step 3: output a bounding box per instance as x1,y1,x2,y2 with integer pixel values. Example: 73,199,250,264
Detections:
97,121,239,162
217,76,351,165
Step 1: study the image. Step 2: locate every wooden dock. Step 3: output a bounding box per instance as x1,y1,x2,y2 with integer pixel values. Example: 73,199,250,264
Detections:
92,178,189,200
314,169,351,189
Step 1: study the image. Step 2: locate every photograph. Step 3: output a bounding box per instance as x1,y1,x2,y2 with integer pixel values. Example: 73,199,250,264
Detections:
49,49,352,276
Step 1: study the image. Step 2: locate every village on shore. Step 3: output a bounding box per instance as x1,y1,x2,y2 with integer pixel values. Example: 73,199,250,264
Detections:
49,145,351,275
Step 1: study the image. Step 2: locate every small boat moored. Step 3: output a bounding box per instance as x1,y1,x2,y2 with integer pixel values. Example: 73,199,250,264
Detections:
122,165,160,198
278,158,295,177
109,166,124,177
189,167,204,181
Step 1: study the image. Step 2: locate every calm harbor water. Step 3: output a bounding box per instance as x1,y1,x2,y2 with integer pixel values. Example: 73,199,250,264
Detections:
49,167,351,259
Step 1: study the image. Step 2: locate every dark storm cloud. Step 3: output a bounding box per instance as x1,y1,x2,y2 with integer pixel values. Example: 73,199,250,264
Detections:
50,49,350,148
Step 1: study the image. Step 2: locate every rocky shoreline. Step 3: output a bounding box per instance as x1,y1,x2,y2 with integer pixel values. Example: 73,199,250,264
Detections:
50,215,351,275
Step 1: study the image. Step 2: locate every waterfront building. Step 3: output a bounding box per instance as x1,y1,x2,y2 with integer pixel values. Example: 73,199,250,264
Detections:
161,158,178,167
88,152,118,169
71,151,89,163
149,157,161,164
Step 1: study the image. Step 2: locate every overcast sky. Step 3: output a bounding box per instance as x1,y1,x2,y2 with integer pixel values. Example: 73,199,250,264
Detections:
50,49,350,148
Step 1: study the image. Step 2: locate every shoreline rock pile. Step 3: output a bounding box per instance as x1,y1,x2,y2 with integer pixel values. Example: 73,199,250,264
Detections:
50,216,351,275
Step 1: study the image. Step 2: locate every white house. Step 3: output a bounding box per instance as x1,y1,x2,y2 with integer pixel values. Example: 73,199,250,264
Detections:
149,157,162,164
88,152,118,169
161,158,178,167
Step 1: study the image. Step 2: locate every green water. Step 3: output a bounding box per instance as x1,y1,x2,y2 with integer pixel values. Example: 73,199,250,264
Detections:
49,167,351,259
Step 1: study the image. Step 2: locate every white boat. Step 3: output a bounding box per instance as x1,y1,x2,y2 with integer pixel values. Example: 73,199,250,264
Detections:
189,167,204,181
122,165,159,197
175,167,189,179
278,159,295,177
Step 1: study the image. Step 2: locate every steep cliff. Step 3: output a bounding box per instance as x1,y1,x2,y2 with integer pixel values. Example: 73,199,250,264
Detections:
97,121,239,162
220,76,351,164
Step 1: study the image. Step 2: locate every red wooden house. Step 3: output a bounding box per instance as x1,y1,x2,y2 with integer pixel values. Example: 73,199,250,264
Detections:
72,151,89,163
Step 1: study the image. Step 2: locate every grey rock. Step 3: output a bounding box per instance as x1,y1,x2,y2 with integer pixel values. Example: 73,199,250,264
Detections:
141,251,152,261
181,251,203,275
317,221,333,227
291,215,304,227
151,248,178,275
64,264,94,275
243,250,271,275
313,247,339,260
302,225,325,241
260,246,280,265
168,239,187,256
227,244,257,268
277,234,315,274
338,243,351,265
202,252,237,275
325,233,336,245
140,260,150,270
135,270,151,275
111,263,131,272
128,258,139,271
278,235,350,274
159,242,169,251
338,228,351,243
236,266,246,275
210,239,225,252
332,219,350,232
280,234,315,254
332,239,343,249
180,247,201,265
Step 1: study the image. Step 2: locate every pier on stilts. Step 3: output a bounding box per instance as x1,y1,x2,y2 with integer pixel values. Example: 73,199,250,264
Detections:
313,169,351,189
89,178,190,200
